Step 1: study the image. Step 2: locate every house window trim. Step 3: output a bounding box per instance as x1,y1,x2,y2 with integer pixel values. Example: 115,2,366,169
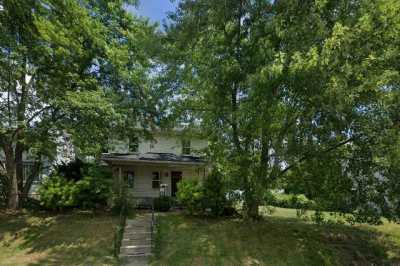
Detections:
182,139,191,155
129,136,139,153
152,171,161,189
125,171,135,188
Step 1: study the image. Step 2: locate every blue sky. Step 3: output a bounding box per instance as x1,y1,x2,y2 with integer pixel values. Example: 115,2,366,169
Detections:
127,0,178,25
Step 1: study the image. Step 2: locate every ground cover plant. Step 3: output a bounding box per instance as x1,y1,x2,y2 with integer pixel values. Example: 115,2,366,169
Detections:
0,210,118,265
151,208,400,266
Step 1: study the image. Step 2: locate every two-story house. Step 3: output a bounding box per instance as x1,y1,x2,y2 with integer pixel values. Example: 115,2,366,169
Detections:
102,131,208,200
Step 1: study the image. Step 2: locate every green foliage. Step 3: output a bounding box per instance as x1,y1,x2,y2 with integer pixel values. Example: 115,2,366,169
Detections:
55,159,85,181
202,170,228,216
163,0,400,222
38,176,78,211
177,172,233,216
38,163,112,211
154,196,172,212
0,0,161,209
177,180,204,215
265,191,316,210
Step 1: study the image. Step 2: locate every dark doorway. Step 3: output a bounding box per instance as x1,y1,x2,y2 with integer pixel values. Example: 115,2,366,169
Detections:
171,171,182,197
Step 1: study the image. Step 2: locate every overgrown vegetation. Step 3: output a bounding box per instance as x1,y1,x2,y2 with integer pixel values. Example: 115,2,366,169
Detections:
38,160,112,211
177,170,234,216
264,191,316,211
154,196,173,212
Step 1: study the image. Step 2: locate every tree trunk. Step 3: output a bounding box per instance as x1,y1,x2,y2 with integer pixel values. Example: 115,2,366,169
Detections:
246,202,260,219
4,145,18,210
15,143,24,196
244,193,260,219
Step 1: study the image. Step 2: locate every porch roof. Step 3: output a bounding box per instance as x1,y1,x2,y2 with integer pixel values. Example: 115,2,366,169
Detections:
101,152,207,166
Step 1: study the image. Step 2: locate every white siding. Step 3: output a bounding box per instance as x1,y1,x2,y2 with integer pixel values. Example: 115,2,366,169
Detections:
114,164,206,198
109,133,207,156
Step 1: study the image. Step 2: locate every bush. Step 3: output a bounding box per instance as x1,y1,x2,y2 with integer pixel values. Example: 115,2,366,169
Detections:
39,163,112,211
264,191,316,210
177,180,204,215
202,170,228,216
177,171,235,217
38,175,78,211
55,159,85,181
154,196,172,212
74,176,110,209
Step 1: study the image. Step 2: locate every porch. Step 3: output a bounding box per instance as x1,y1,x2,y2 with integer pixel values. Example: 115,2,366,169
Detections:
102,152,207,201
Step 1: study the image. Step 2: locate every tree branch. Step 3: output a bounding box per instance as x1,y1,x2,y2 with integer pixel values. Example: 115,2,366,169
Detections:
278,137,355,177
26,105,54,125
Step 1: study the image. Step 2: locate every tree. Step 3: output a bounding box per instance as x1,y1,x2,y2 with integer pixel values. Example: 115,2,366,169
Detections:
163,0,400,221
0,0,160,209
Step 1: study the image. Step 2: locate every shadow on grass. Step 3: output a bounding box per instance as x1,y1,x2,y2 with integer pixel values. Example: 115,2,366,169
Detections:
152,213,400,266
0,211,118,265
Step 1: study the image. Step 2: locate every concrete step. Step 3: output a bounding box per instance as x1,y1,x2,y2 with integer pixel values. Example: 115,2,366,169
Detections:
124,230,151,236
125,225,151,231
120,246,152,256
122,238,151,246
126,219,151,224
121,241,151,248
123,236,152,240
120,213,154,265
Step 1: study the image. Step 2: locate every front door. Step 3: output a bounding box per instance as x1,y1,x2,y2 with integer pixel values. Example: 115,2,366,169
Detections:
171,171,182,197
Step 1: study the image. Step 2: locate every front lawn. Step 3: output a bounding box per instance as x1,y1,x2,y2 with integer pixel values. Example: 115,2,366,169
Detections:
0,211,118,266
151,208,400,266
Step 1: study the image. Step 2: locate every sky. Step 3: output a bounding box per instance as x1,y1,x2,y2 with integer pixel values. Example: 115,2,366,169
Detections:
127,0,178,25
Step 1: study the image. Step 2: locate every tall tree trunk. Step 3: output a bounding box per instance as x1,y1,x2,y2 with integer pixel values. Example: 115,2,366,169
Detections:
4,145,18,210
15,143,24,196
246,200,260,219
14,74,27,207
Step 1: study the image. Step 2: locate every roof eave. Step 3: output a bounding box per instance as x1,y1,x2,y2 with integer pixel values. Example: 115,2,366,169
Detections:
102,157,207,166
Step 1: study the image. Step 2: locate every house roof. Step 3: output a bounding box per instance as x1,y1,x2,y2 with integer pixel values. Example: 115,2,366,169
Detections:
101,152,207,166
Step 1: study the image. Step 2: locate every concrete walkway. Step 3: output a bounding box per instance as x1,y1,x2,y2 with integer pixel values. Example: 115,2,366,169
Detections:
120,212,154,266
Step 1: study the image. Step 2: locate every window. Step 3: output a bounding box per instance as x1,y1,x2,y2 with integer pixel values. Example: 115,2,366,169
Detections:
152,172,160,189
129,136,139,153
126,172,135,188
22,162,41,184
149,140,156,150
182,139,191,155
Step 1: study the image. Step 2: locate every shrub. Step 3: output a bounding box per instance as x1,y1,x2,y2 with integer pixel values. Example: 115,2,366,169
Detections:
55,159,85,181
202,169,228,216
74,176,110,209
39,163,112,211
177,172,235,217
264,191,316,210
154,196,172,212
38,175,78,211
177,180,204,215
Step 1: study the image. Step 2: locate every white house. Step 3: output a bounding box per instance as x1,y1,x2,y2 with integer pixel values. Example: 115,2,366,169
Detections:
102,131,208,200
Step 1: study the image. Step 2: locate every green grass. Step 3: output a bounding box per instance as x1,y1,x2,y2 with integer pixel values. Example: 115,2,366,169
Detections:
151,208,400,266
0,210,118,266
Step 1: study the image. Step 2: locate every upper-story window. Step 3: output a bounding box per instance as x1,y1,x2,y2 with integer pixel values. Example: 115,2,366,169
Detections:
129,136,139,153
182,139,191,155
150,140,156,150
